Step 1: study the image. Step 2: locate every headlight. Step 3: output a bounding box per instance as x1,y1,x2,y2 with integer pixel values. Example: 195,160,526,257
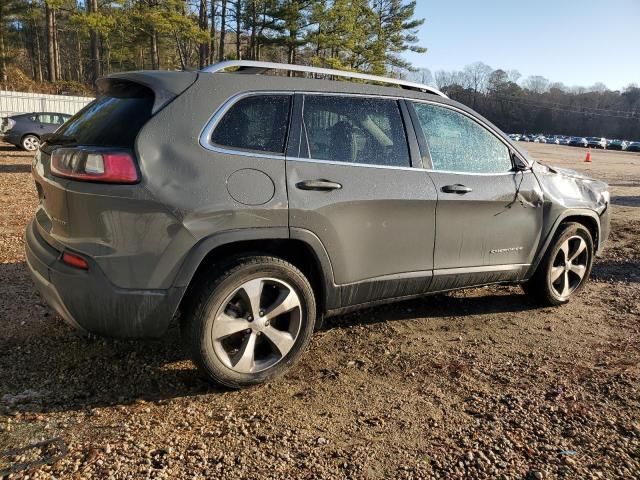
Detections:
600,190,610,204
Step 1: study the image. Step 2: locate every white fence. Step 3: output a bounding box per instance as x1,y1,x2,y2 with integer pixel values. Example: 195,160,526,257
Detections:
0,90,94,117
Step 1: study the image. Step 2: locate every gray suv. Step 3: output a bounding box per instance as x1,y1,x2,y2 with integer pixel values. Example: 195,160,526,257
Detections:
25,61,611,388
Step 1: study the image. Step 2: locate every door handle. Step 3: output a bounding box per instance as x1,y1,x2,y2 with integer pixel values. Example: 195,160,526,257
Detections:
296,179,342,191
441,184,472,194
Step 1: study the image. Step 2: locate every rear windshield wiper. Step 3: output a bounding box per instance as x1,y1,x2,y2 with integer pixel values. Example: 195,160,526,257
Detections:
41,133,77,146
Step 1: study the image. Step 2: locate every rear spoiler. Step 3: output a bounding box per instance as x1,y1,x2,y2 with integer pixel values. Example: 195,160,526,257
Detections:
96,71,198,114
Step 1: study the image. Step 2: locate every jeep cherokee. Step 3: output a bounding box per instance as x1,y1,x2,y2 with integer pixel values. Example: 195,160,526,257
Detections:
25,61,611,388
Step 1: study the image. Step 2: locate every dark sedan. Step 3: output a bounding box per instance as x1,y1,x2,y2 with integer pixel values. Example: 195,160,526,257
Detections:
0,112,71,151
626,141,640,152
568,136,588,147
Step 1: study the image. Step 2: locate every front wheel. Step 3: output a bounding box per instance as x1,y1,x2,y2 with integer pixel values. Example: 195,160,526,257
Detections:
181,256,316,388
523,222,594,305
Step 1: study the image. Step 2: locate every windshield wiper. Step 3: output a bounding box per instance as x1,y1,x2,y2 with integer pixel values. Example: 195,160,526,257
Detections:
41,133,77,146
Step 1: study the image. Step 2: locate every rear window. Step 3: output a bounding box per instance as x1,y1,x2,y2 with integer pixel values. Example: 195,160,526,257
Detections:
56,81,154,148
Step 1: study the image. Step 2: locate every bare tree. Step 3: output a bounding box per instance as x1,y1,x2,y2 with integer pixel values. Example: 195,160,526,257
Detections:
523,75,550,94
463,61,492,107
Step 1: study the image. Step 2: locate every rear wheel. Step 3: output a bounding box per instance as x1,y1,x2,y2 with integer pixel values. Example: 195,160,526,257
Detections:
523,222,594,306
21,134,40,151
181,256,316,388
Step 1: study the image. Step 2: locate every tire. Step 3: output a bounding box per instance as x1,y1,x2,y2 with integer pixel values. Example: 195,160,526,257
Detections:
21,134,40,151
523,222,594,306
181,255,316,388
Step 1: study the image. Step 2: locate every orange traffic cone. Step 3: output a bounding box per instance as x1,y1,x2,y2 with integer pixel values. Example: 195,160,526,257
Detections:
585,148,592,163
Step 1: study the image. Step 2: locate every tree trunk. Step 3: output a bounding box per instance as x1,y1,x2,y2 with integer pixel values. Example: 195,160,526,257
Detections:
34,21,43,82
198,0,208,68
52,10,61,81
209,0,217,63
218,0,227,61
76,33,83,81
88,0,101,83
174,31,186,70
150,30,159,69
235,0,241,60
45,3,57,82
0,19,6,84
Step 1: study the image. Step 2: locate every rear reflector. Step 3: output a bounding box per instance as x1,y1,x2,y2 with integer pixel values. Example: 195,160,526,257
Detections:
51,148,139,184
62,252,89,270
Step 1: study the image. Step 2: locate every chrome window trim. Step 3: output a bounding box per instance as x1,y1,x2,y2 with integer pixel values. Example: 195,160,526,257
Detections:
200,90,530,176
199,90,294,160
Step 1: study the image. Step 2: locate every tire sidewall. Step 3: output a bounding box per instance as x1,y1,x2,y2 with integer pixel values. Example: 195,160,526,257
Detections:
543,223,594,304
195,260,316,387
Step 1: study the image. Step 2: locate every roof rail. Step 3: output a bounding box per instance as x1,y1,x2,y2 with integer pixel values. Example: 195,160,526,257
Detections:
200,60,448,98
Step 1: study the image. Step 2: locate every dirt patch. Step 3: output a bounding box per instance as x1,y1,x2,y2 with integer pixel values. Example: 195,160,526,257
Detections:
1,143,638,479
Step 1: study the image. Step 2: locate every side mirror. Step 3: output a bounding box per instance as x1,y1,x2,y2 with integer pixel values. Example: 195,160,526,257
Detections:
512,152,531,171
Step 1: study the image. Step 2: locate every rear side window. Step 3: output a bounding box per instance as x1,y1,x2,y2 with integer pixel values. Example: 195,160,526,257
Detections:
56,81,154,148
412,103,512,173
38,114,64,124
211,95,291,154
302,95,410,168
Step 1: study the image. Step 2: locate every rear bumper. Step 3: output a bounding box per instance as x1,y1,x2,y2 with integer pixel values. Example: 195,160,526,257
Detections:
25,219,184,338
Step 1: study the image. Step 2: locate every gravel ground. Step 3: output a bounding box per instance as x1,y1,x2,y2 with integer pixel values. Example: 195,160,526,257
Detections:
1,142,639,479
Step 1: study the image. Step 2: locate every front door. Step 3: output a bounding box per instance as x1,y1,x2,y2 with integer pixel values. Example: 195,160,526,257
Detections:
409,101,544,291
287,94,438,308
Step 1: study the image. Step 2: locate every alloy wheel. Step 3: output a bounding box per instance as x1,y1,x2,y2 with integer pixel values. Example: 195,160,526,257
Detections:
549,235,589,300
23,136,40,151
211,277,302,374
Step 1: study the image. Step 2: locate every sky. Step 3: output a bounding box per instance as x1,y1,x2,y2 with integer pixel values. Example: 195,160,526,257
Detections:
404,0,639,91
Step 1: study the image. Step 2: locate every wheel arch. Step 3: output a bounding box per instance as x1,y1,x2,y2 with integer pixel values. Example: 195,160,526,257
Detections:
527,209,601,278
173,228,335,323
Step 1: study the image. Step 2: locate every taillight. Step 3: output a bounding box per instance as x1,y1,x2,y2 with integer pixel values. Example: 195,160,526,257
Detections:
50,148,139,184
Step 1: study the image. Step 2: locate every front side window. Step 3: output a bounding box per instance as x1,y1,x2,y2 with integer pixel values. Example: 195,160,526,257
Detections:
412,103,512,173
211,95,291,154
302,95,410,167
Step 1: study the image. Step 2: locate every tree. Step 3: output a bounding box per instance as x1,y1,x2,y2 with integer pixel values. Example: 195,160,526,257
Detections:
523,75,550,94
368,0,425,74
463,61,492,107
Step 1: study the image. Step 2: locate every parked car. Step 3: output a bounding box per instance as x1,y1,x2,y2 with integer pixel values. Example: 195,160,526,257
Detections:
626,141,640,152
606,139,628,151
533,135,547,143
585,137,607,149
568,136,588,147
0,112,71,151
25,61,611,388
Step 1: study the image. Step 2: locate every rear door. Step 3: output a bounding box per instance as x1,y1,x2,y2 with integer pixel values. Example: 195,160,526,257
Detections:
286,93,437,307
408,101,544,290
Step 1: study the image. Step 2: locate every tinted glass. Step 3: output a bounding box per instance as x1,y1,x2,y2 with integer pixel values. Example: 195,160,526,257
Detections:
211,95,291,154
56,81,154,148
413,103,512,173
303,95,410,167
38,114,57,124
